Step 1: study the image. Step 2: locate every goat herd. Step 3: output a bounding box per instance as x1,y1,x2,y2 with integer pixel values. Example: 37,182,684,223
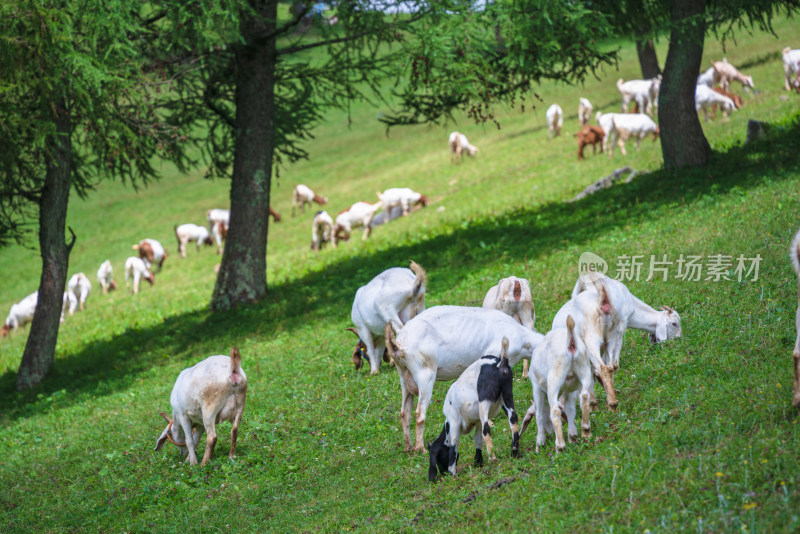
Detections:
3,46,800,481
549,47,800,162
151,255,685,481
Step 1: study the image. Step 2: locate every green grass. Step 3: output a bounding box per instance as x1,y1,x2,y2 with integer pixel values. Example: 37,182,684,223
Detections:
2,18,800,532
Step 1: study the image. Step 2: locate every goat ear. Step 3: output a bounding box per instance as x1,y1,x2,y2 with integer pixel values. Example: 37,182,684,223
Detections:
155,424,171,451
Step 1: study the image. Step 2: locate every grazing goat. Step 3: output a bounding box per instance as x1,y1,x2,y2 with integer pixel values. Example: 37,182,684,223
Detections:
66,273,92,314
617,77,661,116
521,315,593,453
269,206,282,223
175,224,213,257
155,347,247,466
331,201,383,247
712,59,754,91
551,279,617,410
1,291,37,337
124,256,155,294
293,184,328,216
207,209,230,254
595,111,622,152
545,104,563,138
783,47,800,91
384,306,544,452
449,131,479,163
607,114,659,157
310,210,334,251
428,338,520,481
96,260,117,294
348,262,427,374
133,238,167,271
570,275,681,410
377,188,428,217
790,228,800,408
574,125,605,160
211,221,228,255
482,276,535,378
578,98,593,125
694,85,737,122
711,87,743,113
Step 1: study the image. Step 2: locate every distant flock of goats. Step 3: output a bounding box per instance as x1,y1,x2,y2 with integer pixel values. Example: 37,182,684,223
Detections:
3,48,800,477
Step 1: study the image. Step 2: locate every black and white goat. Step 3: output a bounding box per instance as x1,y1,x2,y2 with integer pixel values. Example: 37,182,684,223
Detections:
428,338,520,481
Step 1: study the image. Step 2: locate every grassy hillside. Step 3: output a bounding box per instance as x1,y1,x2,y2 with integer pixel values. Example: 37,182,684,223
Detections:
1,18,800,532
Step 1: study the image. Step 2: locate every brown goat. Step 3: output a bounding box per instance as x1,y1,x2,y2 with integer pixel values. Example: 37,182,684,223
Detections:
574,125,605,160
711,87,743,118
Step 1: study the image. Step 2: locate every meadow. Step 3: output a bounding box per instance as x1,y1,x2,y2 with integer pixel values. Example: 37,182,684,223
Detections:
1,17,800,532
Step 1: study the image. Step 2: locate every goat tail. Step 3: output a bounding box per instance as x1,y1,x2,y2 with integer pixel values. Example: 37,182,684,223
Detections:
409,261,427,298
384,322,400,361
230,346,242,373
566,315,577,357
590,275,614,317
791,228,800,276
616,78,624,89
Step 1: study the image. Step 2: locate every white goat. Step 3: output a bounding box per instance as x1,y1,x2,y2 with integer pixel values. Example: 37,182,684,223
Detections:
695,84,737,122
545,104,563,138
310,210,334,251
617,77,661,115
293,184,328,216
347,262,427,374
96,260,117,294
207,209,230,254
712,59,754,91
377,188,428,217
331,201,383,246
578,98,593,125
175,223,213,257
124,256,155,294
67,273,92,314
449,131,479,163
551,279,617,410
2,291,38,337
60,291,74,324
607,113,660,157
789,228,800,408
155,347,247,466
595,111,623,152
482,276,535,378
572,275,682,368
384,306,545,452
427,338,520,481
783,47,800,91
521,315,593,453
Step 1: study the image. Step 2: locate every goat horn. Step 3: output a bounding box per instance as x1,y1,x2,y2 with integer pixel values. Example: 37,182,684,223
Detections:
159,411,171,423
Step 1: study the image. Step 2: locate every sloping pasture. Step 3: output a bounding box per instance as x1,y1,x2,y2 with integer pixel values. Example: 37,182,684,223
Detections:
1,18,800,532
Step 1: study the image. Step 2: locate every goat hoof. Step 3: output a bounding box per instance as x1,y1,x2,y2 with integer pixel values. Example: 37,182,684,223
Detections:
582,429,592,438
793,393,800,409
568,434,577,444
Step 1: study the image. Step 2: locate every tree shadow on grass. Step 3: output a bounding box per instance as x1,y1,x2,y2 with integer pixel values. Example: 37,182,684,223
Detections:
1,114,798,423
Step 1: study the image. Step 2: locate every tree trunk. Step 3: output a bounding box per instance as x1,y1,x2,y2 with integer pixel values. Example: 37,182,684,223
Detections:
16,100,73,390
211,0,277,310
635,38,661,79
658,0,710,169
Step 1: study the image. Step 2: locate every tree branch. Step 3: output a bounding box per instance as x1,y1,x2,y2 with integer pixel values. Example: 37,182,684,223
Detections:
276,12,425,56
204,82,235,128
65,226,77,255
